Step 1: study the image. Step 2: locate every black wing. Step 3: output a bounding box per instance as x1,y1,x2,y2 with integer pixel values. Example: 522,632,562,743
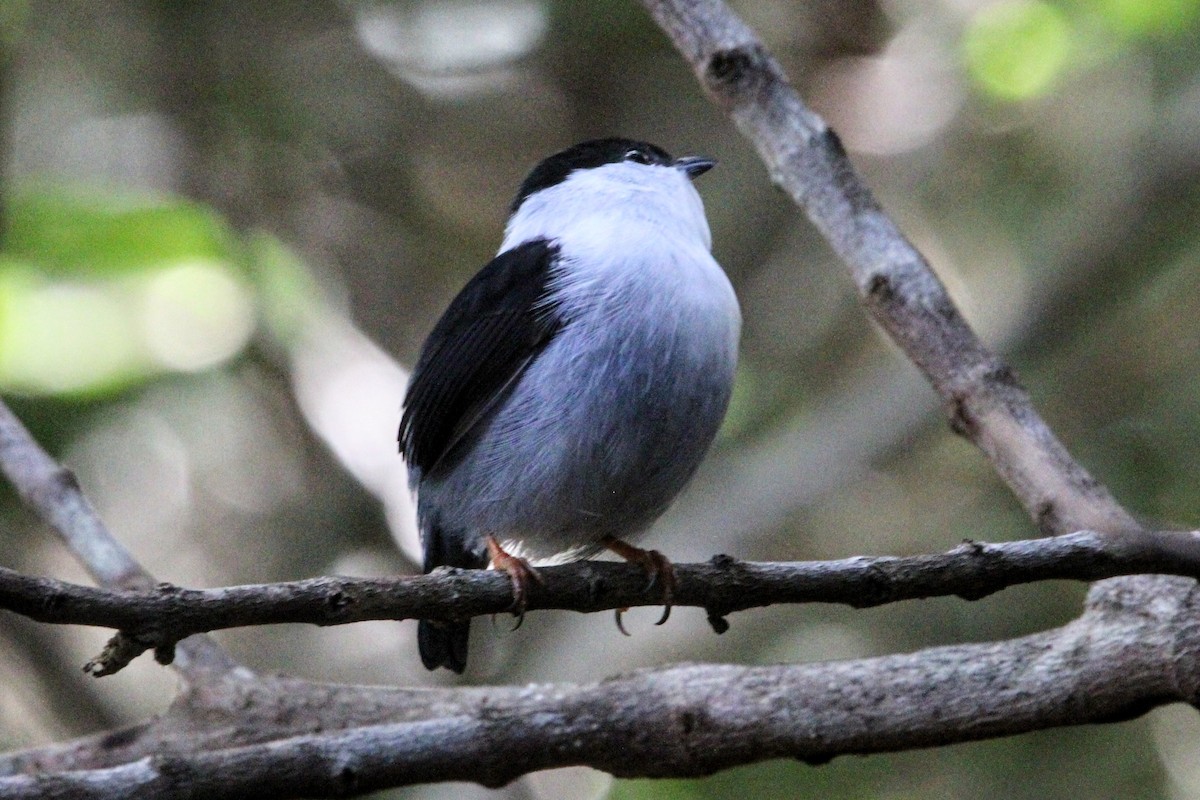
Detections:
399,238,564,476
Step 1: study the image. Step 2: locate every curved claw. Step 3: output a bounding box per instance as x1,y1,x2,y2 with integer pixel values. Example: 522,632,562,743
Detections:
646,549,675,626
614,608,632,637
489,611,524,633
601,536,676,629
485,535,544,627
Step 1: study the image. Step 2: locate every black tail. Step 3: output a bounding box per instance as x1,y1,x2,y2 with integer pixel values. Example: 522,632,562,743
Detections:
418,619,471,673
418,520,484,673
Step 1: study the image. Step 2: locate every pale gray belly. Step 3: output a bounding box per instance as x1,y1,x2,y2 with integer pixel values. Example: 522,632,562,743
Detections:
418,310,736,563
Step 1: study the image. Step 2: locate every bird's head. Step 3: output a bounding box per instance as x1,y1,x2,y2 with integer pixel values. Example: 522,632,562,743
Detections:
502,137,716,252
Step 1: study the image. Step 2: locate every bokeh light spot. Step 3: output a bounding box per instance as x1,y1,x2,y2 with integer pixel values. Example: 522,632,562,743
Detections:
0,267,143,394
963,1,1073,99
139,261,255,372
355,0,548,96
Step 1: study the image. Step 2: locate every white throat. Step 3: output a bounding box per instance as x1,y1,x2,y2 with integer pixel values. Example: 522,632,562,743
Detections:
501,161,712,254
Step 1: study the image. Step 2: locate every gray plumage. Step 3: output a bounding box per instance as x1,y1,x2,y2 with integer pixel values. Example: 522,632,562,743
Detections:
400,138,740,672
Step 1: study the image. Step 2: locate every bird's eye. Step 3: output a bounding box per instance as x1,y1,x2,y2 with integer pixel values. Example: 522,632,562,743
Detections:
624,149,652,165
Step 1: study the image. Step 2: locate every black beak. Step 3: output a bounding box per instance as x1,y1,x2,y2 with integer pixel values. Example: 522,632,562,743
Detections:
675,155,716,179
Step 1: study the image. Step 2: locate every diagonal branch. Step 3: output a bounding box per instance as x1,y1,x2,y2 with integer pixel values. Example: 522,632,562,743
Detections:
0,400,239,680
4,528,1200,675
640,0,1137,537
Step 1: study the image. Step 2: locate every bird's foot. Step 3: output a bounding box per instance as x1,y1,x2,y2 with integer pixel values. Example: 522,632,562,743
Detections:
485,535,544,630
602,535,676,631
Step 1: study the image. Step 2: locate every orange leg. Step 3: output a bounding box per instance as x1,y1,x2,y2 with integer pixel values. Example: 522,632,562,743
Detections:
485,535,544,629
601,536,676,633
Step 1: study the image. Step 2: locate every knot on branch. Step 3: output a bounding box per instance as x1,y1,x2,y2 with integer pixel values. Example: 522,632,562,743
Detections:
948,394,977,439
325,588,356,618
1036,501,1061,536
856,560,898,608
50,466,82,494
705,45,767,95
866,273,894,303
952,539,999,601
154,641,177,665
819,129,878,215
949,362,1024,439
27,466,83,511
981,362,1022,391
703,553,743,631
706,610,730,634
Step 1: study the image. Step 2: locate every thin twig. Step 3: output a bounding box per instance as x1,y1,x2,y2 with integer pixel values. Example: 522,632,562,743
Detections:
3,529,1200,675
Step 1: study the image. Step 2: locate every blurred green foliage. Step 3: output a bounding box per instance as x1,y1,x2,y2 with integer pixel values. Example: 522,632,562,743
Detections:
963,1,1073,98
963,0,1199,99
5,190,232,275
1089,0,1200,35
0,190,319,396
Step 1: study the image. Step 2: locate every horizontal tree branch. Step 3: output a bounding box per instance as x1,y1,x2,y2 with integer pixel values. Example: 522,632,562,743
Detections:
3,528,1200,675
3,570,1199,798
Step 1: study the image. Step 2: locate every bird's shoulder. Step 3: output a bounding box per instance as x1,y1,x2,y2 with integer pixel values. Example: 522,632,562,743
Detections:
399,238,565,475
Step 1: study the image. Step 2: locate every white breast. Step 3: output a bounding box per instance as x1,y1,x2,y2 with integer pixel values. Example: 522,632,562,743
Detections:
501,158,735,348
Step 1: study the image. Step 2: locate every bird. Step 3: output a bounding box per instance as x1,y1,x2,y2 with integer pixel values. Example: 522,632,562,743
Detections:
399,137,741,673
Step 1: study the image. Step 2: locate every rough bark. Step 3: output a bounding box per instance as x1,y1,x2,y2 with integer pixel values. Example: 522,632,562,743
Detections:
4,528,1200,676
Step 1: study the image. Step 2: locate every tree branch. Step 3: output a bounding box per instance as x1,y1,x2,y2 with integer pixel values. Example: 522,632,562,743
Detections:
4,528,1200,675
639,0,1137,537
0,400,238,680
3,571,1199,797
